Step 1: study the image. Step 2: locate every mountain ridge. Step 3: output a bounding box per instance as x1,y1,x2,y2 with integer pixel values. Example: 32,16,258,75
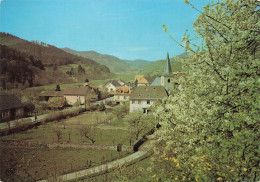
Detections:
0,32,112,80
62,48,150,73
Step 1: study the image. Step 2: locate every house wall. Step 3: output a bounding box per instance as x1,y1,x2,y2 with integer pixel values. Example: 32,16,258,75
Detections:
0,110,11,122
0,107,24,122
15,108,24,118
105,83,116,93
129,99,156,112
114,95,129,102
64,95,86,105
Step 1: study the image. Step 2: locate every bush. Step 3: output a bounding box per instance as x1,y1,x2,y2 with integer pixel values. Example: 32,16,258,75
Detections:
40,107,83,123
99,102,106,111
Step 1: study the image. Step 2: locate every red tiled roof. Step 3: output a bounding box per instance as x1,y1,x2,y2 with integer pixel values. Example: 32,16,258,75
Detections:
114,86,131,95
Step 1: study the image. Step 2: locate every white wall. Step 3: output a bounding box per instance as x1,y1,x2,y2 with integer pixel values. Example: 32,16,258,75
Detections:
114,95,129,102
105,83,116,93
129,99,155,112
64,95,86,105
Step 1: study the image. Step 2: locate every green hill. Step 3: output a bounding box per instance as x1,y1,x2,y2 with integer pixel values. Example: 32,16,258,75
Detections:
62,48,150,73
137,54,186,77
0,33,111,80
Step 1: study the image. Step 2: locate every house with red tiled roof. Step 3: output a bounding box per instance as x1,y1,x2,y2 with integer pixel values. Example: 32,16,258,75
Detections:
104,80,124,94
134,75,150,86
114,86,131,103
0,95,25,122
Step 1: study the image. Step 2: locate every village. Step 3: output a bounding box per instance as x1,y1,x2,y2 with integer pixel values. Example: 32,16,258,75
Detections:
1,0,258,181
0,52,184,181
0,53,180,127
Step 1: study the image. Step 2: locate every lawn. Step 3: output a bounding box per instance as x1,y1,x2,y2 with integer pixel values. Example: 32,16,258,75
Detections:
2,111,131,145
0,111,134,181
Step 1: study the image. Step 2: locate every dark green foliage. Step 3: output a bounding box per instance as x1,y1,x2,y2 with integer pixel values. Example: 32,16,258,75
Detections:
77,64,85,74
55,84,61,91
99,102,106,111
0,45,44,88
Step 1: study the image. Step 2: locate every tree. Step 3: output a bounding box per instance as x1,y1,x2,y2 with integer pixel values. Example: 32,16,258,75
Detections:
55,84,61,91
112,102,129,119
53,127,62,142
53,64,57,71
151,1,259,181
99,102,106,111
77,64,85,74
79,125,96,144
125,111,154,141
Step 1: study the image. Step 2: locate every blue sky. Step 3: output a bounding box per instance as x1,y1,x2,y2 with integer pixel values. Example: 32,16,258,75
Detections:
0,0,211,61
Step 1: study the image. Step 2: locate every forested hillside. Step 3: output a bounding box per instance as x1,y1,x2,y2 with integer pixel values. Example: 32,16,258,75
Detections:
0,33,111,79
0,45,74,89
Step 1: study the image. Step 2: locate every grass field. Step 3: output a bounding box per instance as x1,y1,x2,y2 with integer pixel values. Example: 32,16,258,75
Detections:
1,111,131,145
0,111,133,181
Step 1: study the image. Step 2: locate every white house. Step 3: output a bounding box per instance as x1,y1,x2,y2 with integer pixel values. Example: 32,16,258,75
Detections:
114,86,131,103
129,86,168,113
104,80,123,94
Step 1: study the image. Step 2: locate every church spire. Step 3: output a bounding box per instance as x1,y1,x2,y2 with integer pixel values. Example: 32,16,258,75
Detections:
162,52,173,76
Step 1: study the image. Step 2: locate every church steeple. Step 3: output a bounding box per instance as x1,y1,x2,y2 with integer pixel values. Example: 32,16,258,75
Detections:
162,52,173,76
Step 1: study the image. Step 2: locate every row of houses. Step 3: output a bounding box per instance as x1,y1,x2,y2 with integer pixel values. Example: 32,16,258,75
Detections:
40,84,99,107
108,52,180,113
0,84,99,122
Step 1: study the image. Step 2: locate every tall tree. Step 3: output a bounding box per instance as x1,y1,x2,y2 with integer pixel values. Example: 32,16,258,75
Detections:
151,0,259,181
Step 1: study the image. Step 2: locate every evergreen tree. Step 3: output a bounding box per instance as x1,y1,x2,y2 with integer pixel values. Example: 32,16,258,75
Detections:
55,84,61,91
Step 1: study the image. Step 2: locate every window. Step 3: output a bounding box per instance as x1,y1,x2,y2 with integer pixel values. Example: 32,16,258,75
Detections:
117,96,120,99
168,78,171,83
132,100,135,104
147,100,150,104
143,108,147,113
138,100,142,104
124,96,126,99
